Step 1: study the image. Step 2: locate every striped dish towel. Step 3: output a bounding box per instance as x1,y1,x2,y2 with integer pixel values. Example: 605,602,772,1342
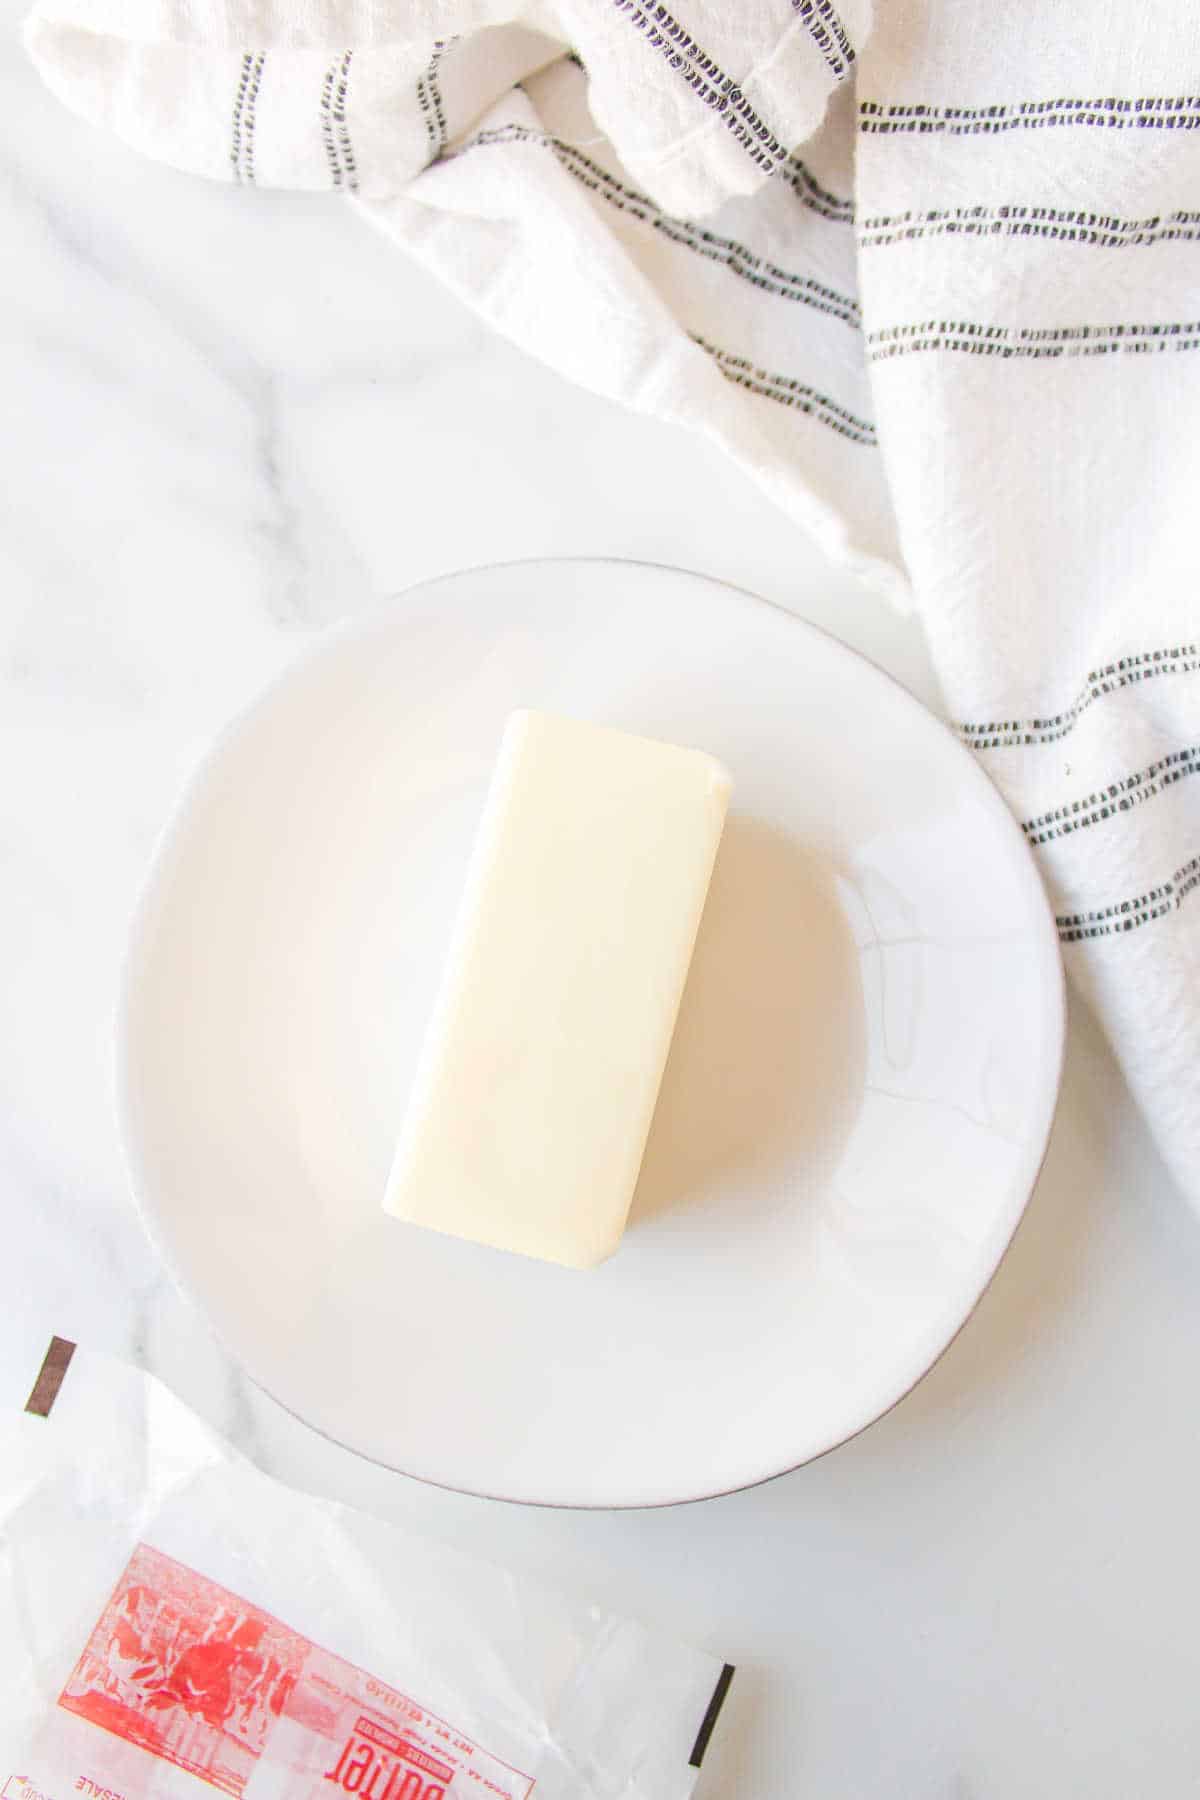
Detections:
26,1,1200,1209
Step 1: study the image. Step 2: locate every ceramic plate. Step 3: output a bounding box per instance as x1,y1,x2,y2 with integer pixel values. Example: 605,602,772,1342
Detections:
119,559,1064,1506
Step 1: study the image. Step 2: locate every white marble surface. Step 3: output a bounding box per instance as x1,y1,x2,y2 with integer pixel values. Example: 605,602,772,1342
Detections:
5,6,1200,1794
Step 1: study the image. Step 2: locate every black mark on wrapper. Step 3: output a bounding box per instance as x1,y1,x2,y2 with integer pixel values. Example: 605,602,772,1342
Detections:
689,1662,736,1768
25,1334,76,1416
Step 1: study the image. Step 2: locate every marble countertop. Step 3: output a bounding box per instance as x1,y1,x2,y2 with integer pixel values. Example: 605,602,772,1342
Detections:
6,7,1200,1794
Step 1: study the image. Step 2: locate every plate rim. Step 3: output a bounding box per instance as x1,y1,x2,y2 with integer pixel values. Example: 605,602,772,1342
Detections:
115,554,1068,1508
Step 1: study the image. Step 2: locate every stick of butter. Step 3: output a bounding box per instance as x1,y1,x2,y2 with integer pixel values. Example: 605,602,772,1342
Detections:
383,709,732,1268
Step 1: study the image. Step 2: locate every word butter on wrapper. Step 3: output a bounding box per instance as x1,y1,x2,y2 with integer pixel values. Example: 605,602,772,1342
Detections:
385,711,731,1269
2,1327,735,1800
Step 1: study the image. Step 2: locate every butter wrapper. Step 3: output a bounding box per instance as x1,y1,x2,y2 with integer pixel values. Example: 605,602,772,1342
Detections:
1,1333,732,1800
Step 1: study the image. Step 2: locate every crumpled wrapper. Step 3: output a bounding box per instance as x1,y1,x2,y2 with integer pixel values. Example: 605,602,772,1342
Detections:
2,1329,732,1800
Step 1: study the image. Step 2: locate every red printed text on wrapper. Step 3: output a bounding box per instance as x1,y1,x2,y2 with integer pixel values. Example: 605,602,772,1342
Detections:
55,1546,534,1800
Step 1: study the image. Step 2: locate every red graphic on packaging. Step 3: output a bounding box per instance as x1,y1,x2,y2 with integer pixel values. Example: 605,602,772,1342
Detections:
57,1547,534,1800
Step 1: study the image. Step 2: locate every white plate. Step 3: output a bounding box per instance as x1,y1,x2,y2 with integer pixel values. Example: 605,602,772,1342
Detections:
119,559,1064,1507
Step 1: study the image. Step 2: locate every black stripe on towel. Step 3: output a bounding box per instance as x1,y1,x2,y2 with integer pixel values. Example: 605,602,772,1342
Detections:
1057,852,1200,941
784,155,855,223
417,37,457,162
860,94,1200,137
860,202,1200,252
241,52,265,186
792,0,855,81
867,318,1200,362
451,124,861,326
695,335,877,443
1024,746,1200,846
959,646,1200,748
333,51,357,189
611,0,791,177
320,52,357,191
230,53,253,183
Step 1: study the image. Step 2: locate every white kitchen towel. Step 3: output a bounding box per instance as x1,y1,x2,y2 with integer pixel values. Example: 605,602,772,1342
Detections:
25,1,1200,1209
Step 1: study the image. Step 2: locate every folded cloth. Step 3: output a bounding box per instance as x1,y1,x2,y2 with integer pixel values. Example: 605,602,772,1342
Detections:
26,0,1200,1208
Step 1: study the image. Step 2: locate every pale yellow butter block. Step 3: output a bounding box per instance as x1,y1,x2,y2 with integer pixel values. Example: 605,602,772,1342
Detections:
383,709,732,1268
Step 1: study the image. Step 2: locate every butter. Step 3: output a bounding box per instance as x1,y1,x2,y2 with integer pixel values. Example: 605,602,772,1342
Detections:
383,710,731,1268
